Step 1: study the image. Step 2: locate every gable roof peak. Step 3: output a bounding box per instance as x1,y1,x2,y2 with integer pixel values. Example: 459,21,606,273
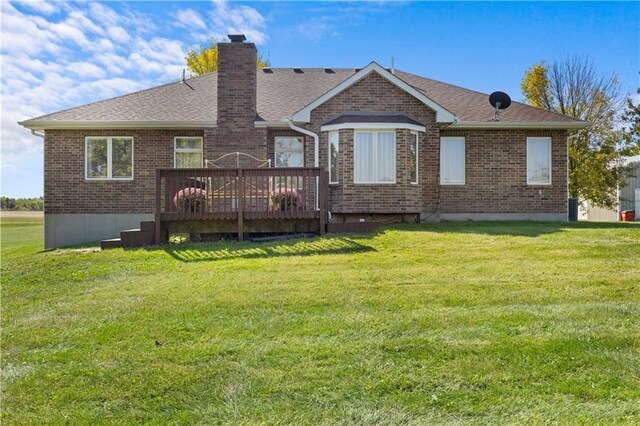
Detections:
290,62,457,124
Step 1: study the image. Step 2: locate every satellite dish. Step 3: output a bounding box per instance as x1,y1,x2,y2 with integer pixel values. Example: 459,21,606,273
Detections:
489,91,511,121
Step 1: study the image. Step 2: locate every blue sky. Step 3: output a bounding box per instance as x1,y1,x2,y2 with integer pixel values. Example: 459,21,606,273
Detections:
1,0,638,198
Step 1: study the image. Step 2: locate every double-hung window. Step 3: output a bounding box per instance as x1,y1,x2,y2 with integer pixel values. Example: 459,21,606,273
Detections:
174,137,203,168
275,137,304,167
440,136,465,185
527,137,552,185
354,131,396,183
410,132,419,184
329,131,339,183
85,136,133,180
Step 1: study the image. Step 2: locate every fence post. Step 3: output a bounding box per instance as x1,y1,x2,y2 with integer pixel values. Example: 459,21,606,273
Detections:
237,168,244,242
155,169,162,245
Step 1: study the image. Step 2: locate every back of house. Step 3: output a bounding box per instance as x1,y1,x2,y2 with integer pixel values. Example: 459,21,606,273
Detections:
20,35,587,248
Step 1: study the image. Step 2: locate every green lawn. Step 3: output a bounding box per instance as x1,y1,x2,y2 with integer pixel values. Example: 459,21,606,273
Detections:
2,215,639,424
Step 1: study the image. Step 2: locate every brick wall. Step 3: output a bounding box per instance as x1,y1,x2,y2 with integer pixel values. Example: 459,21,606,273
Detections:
44,129,202,214
307,72,434,213
302,71,567,215
437,129,568,214
44,69,568,219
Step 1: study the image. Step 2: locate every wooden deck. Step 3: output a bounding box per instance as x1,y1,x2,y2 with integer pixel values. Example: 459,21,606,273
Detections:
155,168,329,243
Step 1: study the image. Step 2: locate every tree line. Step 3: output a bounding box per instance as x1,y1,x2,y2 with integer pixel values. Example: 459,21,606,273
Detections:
0,197,44,211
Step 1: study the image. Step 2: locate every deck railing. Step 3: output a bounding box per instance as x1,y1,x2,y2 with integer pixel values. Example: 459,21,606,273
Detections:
155,168,328,242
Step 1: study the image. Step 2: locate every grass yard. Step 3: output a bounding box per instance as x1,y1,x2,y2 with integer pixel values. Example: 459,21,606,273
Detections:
2,215,639,424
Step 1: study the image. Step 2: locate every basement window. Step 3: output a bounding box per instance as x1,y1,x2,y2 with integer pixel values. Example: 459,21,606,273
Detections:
174,137,203,168
85,136,133,180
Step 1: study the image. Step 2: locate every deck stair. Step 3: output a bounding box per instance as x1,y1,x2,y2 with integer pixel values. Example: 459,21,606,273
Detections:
100,221,155,250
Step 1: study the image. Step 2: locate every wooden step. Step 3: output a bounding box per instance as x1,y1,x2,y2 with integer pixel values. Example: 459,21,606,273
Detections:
101,238,122,249
120,229,154,248
140,221,155,232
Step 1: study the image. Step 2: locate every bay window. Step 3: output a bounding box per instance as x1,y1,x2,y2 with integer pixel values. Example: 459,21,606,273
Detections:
329,131,339,183
410,132,418,184
354,131,396,183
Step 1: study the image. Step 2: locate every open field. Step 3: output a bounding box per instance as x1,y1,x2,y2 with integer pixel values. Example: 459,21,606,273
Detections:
2,216,639,424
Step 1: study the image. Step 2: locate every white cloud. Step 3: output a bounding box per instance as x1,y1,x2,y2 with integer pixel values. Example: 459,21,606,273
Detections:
108,26,130,44
0,0,268,192
176,9,207,31
295,17,338,42
211,0,267,44
12,0,59,16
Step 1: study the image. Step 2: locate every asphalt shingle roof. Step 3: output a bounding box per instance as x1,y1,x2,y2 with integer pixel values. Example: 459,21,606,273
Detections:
22,67,583,125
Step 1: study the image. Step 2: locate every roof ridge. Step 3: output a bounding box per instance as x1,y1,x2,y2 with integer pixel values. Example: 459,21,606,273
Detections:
396,69,585,123
24,73,216,122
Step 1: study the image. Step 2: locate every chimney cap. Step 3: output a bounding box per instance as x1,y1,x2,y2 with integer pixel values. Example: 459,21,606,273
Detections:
228,34,247,43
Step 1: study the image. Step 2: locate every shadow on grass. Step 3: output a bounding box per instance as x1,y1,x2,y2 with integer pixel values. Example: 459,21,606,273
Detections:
159,236,376,262
383,220,640,238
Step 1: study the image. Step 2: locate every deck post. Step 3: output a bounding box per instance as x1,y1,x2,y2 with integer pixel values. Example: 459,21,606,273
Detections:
237,168,244,242
155,169,162,245
319,170,328,235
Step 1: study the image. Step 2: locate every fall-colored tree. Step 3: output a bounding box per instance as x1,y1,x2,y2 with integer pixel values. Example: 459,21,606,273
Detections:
186,39,269,76
521,56,635,208
620,87,640,156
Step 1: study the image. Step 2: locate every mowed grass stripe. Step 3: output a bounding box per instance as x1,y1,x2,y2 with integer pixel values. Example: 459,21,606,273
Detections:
2,216,639,424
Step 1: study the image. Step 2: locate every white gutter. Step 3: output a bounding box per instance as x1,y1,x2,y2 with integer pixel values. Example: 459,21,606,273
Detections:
287,120,319,167
447,121,588,130
19,120,218,130
31,129,44,138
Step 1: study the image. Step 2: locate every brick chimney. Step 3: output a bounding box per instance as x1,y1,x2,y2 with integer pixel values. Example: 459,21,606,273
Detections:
216,34,257,129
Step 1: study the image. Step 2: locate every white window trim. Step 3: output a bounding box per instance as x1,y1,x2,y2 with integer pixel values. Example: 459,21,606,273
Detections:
174,136,203,168
526,137,552,186
410,131,419,185
440,136,465,185
85,136,134,181
274,136,304,168
328,131,339,184
354,130,397,184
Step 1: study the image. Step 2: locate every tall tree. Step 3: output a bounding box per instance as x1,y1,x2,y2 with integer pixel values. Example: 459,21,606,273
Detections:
521,57,633,208
186,39,269,76
620,87,640,156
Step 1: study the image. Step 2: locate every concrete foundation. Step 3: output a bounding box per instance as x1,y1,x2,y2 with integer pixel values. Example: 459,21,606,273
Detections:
420,212,568,222
45,213,154,248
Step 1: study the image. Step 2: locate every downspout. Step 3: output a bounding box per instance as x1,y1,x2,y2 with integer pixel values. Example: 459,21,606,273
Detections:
287,119,319,167
31,129,44,138
287,119,321,211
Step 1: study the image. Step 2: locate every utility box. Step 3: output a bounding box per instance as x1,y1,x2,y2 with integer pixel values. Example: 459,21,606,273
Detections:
620,210,636,222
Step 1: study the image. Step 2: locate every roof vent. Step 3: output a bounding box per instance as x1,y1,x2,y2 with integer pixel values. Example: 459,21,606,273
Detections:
228,34,246,43
354,68,362,73
293,68,304,74
262,68,274,74
324,68,335,74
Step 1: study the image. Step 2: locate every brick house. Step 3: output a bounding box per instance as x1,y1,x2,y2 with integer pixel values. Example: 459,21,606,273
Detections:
20,35,587,248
